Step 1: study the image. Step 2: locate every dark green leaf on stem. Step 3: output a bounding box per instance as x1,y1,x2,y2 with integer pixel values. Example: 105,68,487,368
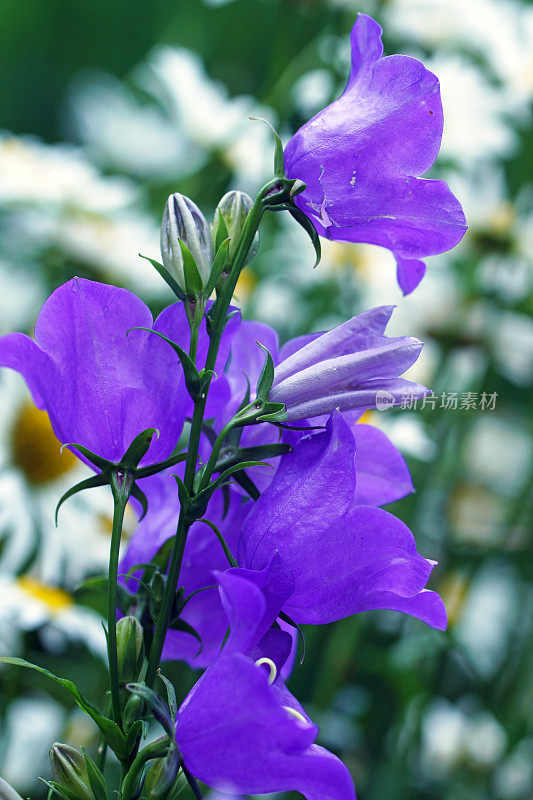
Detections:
139,254,185,301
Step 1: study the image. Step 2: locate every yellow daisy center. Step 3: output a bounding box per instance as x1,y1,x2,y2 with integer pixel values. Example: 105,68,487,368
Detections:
10,401,77,485
17,576,73,613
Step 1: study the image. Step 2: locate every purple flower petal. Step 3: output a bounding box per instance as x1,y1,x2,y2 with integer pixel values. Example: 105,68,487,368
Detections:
0,278,186,464
284,14,467,291
395,255,427,296
239,412,356,569
176,653,356,800
352,423,414,506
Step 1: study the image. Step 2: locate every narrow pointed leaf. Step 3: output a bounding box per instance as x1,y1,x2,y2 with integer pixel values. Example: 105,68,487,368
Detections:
0,658,129,758
158,670,178,723
55,474,109,525
139,253,185,300
289,206,321,268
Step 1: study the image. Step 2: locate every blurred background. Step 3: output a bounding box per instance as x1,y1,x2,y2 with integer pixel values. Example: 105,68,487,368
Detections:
0,0,532,798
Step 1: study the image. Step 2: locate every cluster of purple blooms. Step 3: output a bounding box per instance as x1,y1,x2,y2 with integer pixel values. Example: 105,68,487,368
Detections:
0,15,465,800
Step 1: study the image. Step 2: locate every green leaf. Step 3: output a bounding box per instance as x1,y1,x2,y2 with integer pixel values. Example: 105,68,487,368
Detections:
231,469,261,501
139,254,185,300
0,658,129,759
82,751,109,800
288,206,321,268
60,443,112,473
120,428,158,470
158,670,178,723
255,343,276,400
178,238,203,296
39,780,79,800
55,474,109,525
204,237,231,297
75,575,132,616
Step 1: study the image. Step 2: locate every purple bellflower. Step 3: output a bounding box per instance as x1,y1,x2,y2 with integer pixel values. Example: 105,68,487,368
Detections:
269,306,428,421
175,564,356,800
0,278,188,465
239,411,446,629
284,14,467,294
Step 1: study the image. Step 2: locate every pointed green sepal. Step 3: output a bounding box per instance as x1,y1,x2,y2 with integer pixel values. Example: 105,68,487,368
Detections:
139,254,186,301
250,116,285,177
213,211,230,254
204,237,231,297
178,238,204,297
128,327,203,401
82,750,109,800
257,403,288,423
157,670,178,723
55,473,109,525
126,683,175,740
255,342,276,400
231,469,261,501
120,428,159,470
130,482,149,521
197,518,239,567
135,451,187,480
60,443,113,473
289,206,321,268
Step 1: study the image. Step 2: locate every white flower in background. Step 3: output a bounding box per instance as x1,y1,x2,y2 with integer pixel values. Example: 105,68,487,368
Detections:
0,573,107,658
0,696,65,794
0,260,47,335
71,46,277,194
68,72,190,178
491,311,533,386
0,370,126,586
385,0,533,105
421,697,506,777
455,563,520,677
495,739,533,800
0,135,138,212
291,69,335,118
424,54,519,167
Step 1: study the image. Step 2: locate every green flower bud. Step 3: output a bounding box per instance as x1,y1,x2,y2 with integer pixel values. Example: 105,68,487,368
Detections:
144,749,180,800
49,743,94,800
0,777,24,800
161,193,213,293
116,615,145,684
213,190,258,265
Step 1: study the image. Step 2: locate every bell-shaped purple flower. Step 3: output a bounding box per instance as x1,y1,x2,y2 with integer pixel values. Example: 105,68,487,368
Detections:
269,306,428,421
238,412,446,629
0,278,188,465
284,14,467,294
175,565,356,800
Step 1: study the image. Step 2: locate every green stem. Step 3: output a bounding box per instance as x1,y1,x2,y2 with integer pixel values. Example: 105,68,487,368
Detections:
120,738,168,800
144,179,277,689
108,471,133,728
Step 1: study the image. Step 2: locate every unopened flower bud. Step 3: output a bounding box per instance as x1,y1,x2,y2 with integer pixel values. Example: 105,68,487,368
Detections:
49,743,94,800
144,749,180,799
160,193,213,293
116,615,145,684
213,190,258,265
